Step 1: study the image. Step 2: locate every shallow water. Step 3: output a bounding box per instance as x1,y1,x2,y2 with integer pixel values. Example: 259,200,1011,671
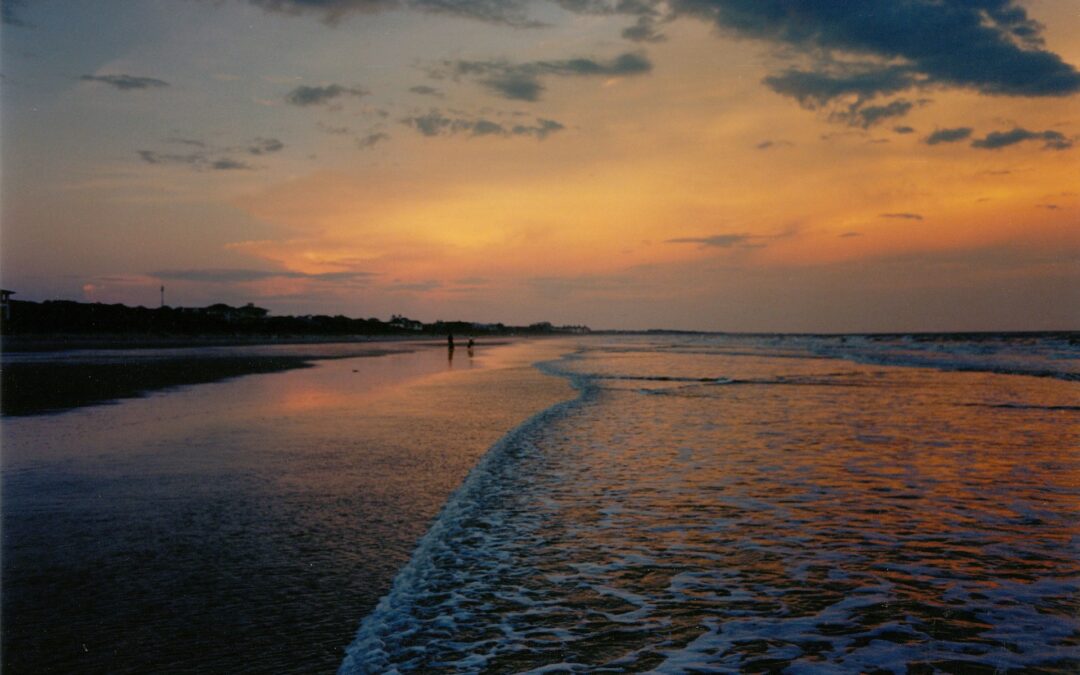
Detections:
343,334,1079,673
2,340,573,673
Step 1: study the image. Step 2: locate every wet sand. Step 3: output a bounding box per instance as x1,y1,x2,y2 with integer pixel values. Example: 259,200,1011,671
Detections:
2,339,577,673
0,339,505,416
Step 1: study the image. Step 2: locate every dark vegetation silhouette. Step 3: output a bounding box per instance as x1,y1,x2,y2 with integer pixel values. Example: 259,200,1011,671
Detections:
1,300,590,339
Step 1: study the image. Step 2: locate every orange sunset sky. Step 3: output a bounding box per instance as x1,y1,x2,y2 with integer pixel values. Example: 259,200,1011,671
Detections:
2,0,1078,331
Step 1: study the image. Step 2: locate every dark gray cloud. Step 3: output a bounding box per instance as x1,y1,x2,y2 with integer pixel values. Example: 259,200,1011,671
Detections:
755,139,792,150
1038,204,1059,210
403,110,564,139
433,51,652,101
925,127,973,145
622,15,665,42
675,0,1080,98
666,233,753,247
854,99,914,128
893,126,915,134
138,136,281,171
245,0,543,27
3,0,28,26
139,151,252,171
155,268,373,283
763,66,918,109
408,85,444,97
80,74,170,90
971,127,1072,150
357,131,390,148
247,137,285,154
285,83,368,106
210,158,252,170
880,212,924,220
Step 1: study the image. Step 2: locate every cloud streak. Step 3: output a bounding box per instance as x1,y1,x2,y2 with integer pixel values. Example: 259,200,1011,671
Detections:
137,137,285,171
925,127,973,145
285,83,368,106
971,127,1072,150
665,233,753,248
402,110,564,139
80,74,170,90
154,268,373,283
431,51,652,101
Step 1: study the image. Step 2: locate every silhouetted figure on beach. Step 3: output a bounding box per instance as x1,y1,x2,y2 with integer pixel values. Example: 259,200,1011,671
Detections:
447,333,455,363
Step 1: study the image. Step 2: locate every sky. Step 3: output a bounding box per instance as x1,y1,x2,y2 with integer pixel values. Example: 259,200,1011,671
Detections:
2,0,1078,331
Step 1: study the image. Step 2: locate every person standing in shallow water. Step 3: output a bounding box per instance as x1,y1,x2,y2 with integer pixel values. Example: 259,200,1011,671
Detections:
447,333,455,362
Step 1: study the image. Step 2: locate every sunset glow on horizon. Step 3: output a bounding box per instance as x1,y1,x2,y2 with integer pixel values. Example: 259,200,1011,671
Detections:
3,0,1078,331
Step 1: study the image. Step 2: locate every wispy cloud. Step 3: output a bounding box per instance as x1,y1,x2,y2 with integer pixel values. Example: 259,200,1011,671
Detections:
153,268,373,283
971,127,1072,150
403,110,564,139
665,233,753,248
880,212,924,221
137,137,284,171
429,51,652,101
755,139,793,150
284,83,368,106
925,127,973,145
356,132,390,149
408,85,443,97
80,74,170,90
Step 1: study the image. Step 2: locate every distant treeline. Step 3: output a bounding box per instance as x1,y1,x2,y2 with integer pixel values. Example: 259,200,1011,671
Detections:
0,299,590,337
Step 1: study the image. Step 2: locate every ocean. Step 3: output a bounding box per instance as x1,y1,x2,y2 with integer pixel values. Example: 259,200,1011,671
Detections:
341,333,1079,673
2,334,1078,673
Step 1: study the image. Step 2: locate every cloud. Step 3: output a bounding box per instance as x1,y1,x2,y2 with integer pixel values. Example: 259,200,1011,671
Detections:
210,158,252,170
244,0,544,27
138,136,281,170
854,99,914,128
755,139,792,150
880,212,924,220
893,126,915,134
839,231,862,238
665,233,753,247
403,110,564,139
432,51,652,101
408,85,444,97
925,127,973,145
622,15,666,43
284,83,368,106
247,137,285,154
3,0,28,26
763,66,918,109
385,279,441,292
80,74,170,90
317,122,350,135
357,131,390,148
138,151,252,171
1038,204,1059,210
971,127,1072,150
154,268,372,283
676,0,1080,98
